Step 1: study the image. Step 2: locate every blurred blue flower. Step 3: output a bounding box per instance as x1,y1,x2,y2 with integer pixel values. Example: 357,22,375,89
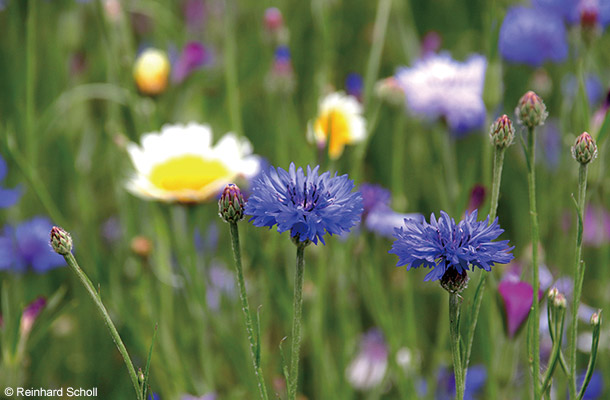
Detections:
205,263,236,311
346,328,388,390
0,217,65,273
395,53,487,136
578,370,604,399
389,210,514,281
0,154,22,208
537,119,562,170
534,0,610,27
365,209,424,239
436,364,487,400
171,41,213,84
562,74,605,108
359,183,391,216
245,163,362,245
345,73,363,102
498,7,568,67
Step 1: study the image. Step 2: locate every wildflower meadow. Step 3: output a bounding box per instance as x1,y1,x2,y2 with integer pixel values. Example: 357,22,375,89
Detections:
1,0,610,399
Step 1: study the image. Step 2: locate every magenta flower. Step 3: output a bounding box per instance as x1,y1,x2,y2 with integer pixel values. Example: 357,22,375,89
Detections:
498,279,543,338
172,42,213,83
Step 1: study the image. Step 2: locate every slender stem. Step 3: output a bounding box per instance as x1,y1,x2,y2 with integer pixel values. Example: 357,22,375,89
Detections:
288,242,307,400
569,164,589,397
526,127,541,400
363,0,392,107
392,113,406,209
25,0,37,162
449,293,464,400
63,253,142,400
224,1,243,136
463,146,506,373
228,222,269,400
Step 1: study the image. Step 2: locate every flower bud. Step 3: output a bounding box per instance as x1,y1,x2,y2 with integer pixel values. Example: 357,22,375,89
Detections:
440,268,469,294
553,293,567,309
490,114,515,149
133,48,170,96
50,226,73,255
548,287,559,302
264,7,284,32
20,297,46,337
218,184,245,223
515,91,548,128
571,132,598,165
590,310,601,326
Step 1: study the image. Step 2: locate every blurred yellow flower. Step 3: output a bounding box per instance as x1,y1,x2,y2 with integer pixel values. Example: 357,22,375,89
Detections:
310,92,366,159
133,48,170,95
126,123,260,203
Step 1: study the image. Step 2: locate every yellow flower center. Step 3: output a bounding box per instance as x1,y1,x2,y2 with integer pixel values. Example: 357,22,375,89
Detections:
314,109,351,159
149,155,232,192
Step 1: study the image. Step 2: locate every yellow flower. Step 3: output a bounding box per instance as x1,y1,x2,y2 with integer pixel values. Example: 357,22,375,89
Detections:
133,48,170,95
126,123,260,203
310,92,366,159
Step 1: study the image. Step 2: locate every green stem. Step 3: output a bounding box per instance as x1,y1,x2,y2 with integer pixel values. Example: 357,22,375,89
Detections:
392,113,407,209
363,0,392,107
25,0,36,162
288,242,307,400
449,293,464,400
569,163,589,397
463,146,506,372
224,1,243,136
228,222,269,400
525,127,541,400
63,252,142,400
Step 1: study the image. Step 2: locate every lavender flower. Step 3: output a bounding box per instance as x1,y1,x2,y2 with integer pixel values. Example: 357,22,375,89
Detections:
171,41,213,84
395,53,487,136
0,154,22,208
359,183,391,217
345,329,388,390
498,7,568,67
245,163,362,245
0,217,65,273
389,210,513,282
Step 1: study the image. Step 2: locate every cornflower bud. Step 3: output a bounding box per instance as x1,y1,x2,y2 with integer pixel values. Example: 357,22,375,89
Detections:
571,132,598,165
50,226,73,255
515,91,548,128
219,184,245,223
490,114,515,149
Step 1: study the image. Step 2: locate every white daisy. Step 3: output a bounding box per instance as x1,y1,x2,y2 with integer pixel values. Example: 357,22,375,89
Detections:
126,123,260,203
310,92,366,159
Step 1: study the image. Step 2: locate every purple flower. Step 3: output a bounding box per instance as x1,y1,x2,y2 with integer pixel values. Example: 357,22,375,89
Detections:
390,210,514,282
498,7,568,67
0,217,65,273
395,53,487,136
346,329,388,390
562,74,605,108
20,296,46,336
359,183,391,216
172,42,213,84
466,184,486,214
498,279,542,338
0,154,22,208
421,31,442,58
183,0,207,32
534,0,610,27
245,163,363,245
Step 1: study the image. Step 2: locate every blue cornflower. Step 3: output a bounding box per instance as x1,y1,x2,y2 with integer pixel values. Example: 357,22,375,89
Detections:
345,73,363,101
498,7,568,67
0,217,65,273
245,163,363,245
0,154,22,208
389,210,514,282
